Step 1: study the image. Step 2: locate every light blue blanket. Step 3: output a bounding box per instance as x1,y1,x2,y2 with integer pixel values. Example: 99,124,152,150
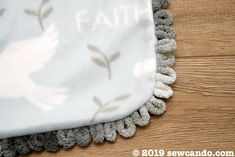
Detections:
0,0,156,139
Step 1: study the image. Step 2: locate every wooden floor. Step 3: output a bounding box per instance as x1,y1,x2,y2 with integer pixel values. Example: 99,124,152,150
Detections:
25,0,235,156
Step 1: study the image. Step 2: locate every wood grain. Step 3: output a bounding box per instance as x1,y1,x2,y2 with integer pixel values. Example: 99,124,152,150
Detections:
24,0,235,156
170,0,235,57
173,56,235,97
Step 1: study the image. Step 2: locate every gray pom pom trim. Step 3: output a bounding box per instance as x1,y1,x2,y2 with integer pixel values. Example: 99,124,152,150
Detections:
73,127,91,147
1,139,16,157
155,25,176,39
131,106,150,127
154,10,173,26
43,132,59,152
57,130,75,149
89,124,105,144
104,122,117,142
116,117,136,138
0,0,176,156
13,137,30,155
28,134,44,152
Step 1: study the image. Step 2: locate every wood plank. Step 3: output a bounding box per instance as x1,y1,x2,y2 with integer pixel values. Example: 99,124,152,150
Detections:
169,0,235,57
173,56,235,97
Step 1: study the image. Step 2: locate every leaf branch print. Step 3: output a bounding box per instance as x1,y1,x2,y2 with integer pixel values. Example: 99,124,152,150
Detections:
90,94,131,123
0,8,4,17
87,44,121,80
24,0,53,31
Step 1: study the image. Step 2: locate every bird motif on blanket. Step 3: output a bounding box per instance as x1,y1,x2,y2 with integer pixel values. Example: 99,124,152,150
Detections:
133,58,155,77
0,24,69,110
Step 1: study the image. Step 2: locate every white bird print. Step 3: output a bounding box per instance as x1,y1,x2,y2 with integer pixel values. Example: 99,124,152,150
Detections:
133,58,155,77
0,24,68,110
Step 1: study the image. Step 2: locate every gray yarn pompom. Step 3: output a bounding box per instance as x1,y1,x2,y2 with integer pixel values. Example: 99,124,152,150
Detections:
103,122,117,142
131,106,150,126
154,10,173,26
156,67,176,84
13,136,30,155
146,97,166,115
89,124,105,144
156,53,175,67
155,25,175,40
152,0,170,12
43,132,59,152
57,130,75,149
156,39,176,54
73,127,91,147
116,117,136,138
28,134,44,152
1,139,17,157
0,140,3,156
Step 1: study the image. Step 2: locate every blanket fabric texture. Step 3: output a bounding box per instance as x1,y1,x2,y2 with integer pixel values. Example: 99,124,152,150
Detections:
0,0,176,156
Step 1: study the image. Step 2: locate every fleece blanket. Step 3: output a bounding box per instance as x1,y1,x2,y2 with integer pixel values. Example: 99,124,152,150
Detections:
0,0,176,156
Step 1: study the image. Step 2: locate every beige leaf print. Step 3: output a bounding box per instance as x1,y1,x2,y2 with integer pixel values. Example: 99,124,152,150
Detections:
115,94,131,101
90,94,131,123
91,57,106,67
93,96,103,107
0,9,4,17
109,52,120,62
42,0,50,5
24,0,53,31
24,9,38,16
42,7,53,19
102,106,119,113
87,44,121,80
87,45,102,53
